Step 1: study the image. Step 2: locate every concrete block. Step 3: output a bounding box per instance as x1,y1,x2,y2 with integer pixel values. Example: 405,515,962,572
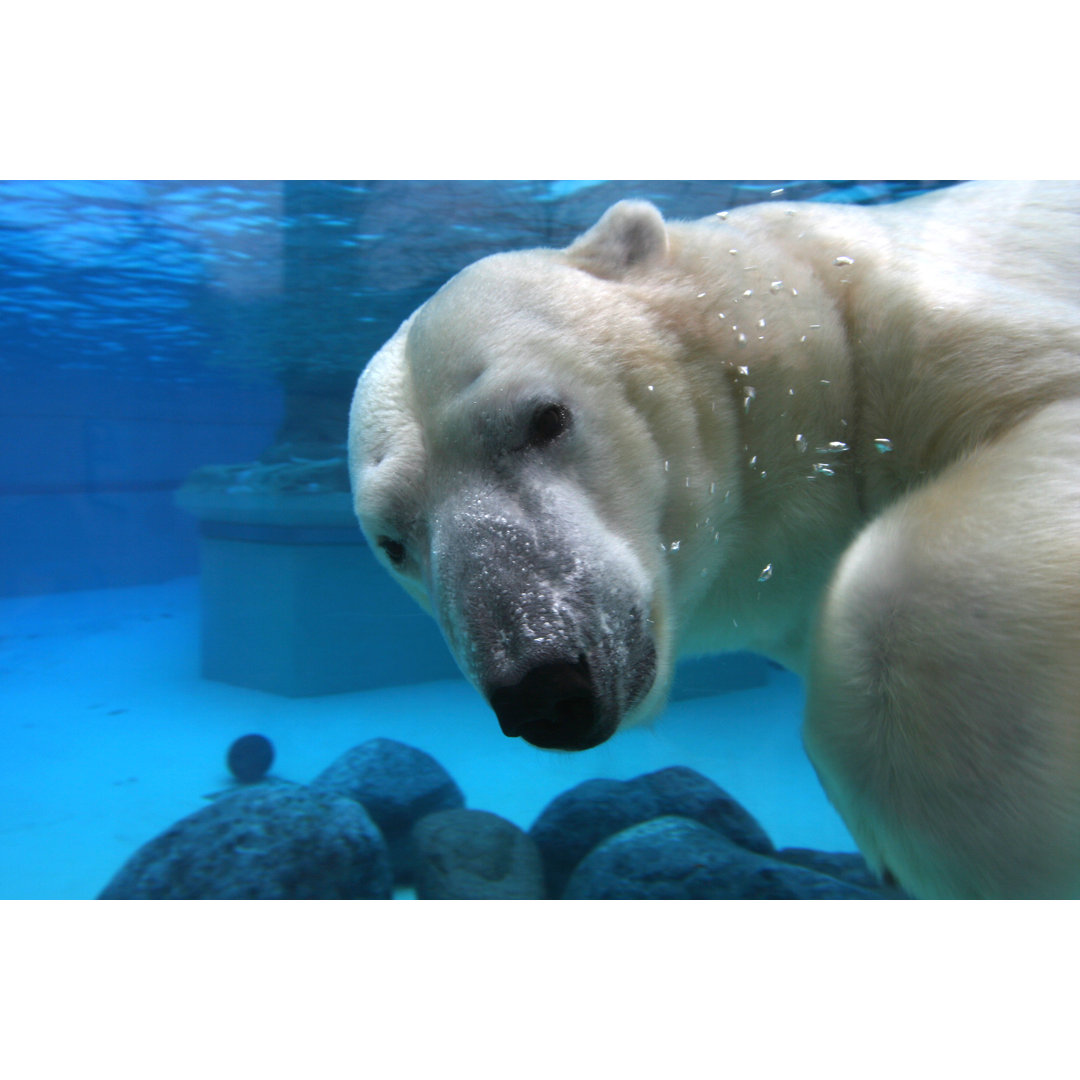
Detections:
180,490,460,697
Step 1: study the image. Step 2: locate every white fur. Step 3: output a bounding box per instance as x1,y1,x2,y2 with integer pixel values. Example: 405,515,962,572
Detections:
350,182,1080,897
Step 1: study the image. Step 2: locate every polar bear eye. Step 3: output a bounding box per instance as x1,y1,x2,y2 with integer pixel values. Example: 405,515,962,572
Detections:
377,536,407,568
525,402,571,448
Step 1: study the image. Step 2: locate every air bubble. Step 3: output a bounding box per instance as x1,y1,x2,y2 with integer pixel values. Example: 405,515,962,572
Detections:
670,540,681,552
770,280,784,292
743,388,756,413
737,365,749,375
758,563,773,582
758,318,766,328
795,433,808,453
874,437,894,453
737,332,748,346
833,255,855,266
812,462,835,476
742,289,753,298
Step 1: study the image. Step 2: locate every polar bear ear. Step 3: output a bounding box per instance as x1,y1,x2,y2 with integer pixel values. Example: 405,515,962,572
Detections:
565,200,669,280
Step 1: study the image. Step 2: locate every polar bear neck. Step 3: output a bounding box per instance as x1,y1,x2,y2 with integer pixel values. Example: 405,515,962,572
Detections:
605,217,866,672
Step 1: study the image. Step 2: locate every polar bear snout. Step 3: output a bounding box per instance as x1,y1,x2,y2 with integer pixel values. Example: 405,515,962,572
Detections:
485,637,658,751
482,625,657,751
486,655,611,750
428,485,659,750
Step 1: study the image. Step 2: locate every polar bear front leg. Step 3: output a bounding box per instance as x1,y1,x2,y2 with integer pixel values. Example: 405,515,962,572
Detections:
804,400,1080,899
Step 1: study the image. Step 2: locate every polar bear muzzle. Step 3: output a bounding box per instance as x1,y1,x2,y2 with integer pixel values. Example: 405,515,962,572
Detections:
488,656,607,750
486,636,658,750
429,485,658,751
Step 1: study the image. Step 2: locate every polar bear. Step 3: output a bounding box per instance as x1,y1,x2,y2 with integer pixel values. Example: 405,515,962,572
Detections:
348,182,1080,899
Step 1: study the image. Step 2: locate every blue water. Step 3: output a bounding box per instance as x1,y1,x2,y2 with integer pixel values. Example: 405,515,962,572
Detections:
0,180,956,899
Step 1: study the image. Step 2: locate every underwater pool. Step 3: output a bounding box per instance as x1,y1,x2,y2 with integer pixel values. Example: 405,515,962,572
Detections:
1,576,857,898
0,180,954,899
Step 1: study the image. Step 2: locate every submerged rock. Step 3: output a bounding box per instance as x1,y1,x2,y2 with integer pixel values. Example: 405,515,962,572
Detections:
310,738,465,883
564,816,883,900
775,848,911,898
226,733,275,783
98,781,392,899
412,809,546,900
529,765,774,898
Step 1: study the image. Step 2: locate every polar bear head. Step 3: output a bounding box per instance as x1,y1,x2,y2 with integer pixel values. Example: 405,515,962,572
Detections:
349,202,742,750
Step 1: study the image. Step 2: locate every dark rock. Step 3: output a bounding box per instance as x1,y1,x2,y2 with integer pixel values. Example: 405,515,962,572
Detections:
98,782,392,899
775,848,911,898
226,733,275,783
412,809,546,899
310,738,465,883
564,816,884,900
638,766,775,855
528,765,774,898
528,778,652,899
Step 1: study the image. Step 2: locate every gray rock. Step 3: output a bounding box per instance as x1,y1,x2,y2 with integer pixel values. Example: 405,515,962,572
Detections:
528,766,774,898
98,781,392,899
412,809,546,899
638,766,775,854
310,738,465,883
564,816,884,900
775,848,911,898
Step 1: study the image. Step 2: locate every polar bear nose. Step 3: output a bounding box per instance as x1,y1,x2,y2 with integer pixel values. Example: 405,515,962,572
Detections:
486,657,611,751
